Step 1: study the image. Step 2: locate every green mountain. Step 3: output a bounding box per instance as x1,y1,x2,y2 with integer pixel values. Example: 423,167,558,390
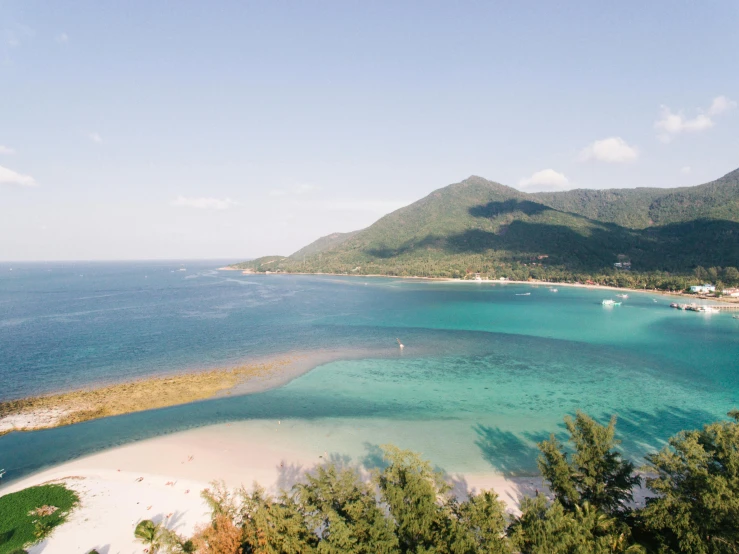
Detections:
231,169,739,285
533,168,739,229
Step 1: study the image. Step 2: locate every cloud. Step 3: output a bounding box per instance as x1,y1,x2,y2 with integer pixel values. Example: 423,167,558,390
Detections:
0,145,15,155
655,96,735,142
88,132,103,144
578,137,639,163
681,166,691,174
518,169,570,192
0,164,36,187
708,95,737,116
172,196,238,210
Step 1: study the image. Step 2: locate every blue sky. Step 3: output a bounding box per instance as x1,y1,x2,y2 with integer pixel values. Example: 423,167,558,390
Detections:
1,1,737,260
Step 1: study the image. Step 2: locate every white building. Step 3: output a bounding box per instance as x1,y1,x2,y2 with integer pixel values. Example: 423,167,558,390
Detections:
690,284,716,294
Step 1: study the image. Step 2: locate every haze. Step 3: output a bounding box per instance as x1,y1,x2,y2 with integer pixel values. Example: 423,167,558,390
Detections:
1,1,737,260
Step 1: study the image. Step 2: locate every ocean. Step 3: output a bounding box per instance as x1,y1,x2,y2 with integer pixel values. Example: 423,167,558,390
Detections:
1,261,738,483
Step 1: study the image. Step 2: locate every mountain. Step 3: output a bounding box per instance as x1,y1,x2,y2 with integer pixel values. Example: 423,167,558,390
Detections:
290,230,361,259
533,168,739,229
231,169,739,284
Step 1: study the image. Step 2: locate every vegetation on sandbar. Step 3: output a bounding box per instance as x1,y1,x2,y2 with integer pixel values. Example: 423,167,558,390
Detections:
0,483,79,554
137,410,739,553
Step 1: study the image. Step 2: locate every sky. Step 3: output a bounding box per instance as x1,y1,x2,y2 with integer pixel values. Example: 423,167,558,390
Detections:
1,1,738,261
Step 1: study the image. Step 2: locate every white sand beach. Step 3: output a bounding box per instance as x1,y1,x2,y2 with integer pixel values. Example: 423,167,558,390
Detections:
2,422,542,554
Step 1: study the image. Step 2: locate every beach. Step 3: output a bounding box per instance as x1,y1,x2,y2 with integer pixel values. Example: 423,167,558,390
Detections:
2,421,543,553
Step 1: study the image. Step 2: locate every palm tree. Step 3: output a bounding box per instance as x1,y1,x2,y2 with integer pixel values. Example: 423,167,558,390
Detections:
134,519,163,553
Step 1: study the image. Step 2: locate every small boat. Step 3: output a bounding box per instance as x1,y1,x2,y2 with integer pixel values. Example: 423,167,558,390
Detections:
616,294,628,299
733,315,739,319
516,293,531,296
699,307,720,314
549,288,558,292
396,338,404,349
602,299,622,306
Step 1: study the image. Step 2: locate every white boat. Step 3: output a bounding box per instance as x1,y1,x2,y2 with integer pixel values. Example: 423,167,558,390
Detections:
549,288,558,292
516,293,531,296
616,294,628,298
602,299,622,306
699,306,720,314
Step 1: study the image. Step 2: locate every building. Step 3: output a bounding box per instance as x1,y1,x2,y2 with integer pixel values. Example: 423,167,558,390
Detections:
723,288,739,297
690,284,716,294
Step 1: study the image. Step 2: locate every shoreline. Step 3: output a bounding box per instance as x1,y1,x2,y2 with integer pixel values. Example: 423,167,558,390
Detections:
1,420,653,553
223,268,737,304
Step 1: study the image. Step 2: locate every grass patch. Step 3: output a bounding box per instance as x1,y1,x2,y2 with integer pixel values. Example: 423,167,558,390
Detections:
0,359,290,435
0,484,79,553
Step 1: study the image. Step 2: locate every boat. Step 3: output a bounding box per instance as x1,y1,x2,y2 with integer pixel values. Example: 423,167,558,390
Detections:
516,293,531,296
602,299,621,306
549,288,558,292
616,294,628,299
733,315,739,319
700,307,720,314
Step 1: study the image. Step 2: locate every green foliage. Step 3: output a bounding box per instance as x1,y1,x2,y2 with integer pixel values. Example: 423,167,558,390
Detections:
131,411,739,554
639,410,739,553
233,169,739,283
538,413,640,515
0,484,78,554
509,495,644,553
134,519,164,553
295,464,398,553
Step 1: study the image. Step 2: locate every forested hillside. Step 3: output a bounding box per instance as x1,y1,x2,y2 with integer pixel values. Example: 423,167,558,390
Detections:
231,169,739,288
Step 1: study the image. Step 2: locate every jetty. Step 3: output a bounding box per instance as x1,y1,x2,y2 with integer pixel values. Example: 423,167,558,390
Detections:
671,302,739,312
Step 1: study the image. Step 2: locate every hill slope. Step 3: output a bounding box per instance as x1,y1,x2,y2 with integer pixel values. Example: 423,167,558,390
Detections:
533,168,739,229
232,170,739,283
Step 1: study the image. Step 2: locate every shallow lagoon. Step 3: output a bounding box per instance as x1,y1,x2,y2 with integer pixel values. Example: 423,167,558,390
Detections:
1,262,738,483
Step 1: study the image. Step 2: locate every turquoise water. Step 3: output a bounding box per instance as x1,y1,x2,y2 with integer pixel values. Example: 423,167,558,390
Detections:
1,262,738,483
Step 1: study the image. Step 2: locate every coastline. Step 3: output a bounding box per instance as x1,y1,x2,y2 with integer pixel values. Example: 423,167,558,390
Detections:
0,422,540,553
222,267,737,304
1,420,654,553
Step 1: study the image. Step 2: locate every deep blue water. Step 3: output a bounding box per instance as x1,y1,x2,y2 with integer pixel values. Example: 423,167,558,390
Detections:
1,261,738,484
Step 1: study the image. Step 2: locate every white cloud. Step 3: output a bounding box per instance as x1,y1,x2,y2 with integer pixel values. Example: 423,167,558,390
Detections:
0,145,15,155
269,190,287,197
0,164,36,187
578,137,639,163
172,196,238,210
88,132,103,144
681,166,692,174
56,32,69,44
708,95,737,116
518,169,570,192
655,96,735,142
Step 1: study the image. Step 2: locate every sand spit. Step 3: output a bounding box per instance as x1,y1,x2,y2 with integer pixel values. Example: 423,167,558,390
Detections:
1,423,541,553
0,360,290,436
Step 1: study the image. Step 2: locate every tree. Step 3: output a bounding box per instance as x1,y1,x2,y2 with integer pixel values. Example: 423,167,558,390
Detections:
295,464,398,553
241,486,317,554
509,495,644,554
537,412,640,515
640,410,739,553
134,520,164,553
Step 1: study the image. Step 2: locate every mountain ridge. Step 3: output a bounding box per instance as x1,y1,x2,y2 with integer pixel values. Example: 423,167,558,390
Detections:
234,168,739,286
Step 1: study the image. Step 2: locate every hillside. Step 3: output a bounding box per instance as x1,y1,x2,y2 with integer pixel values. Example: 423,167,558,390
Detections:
231,170,739,285
290,230,361,259
534,168,739,229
